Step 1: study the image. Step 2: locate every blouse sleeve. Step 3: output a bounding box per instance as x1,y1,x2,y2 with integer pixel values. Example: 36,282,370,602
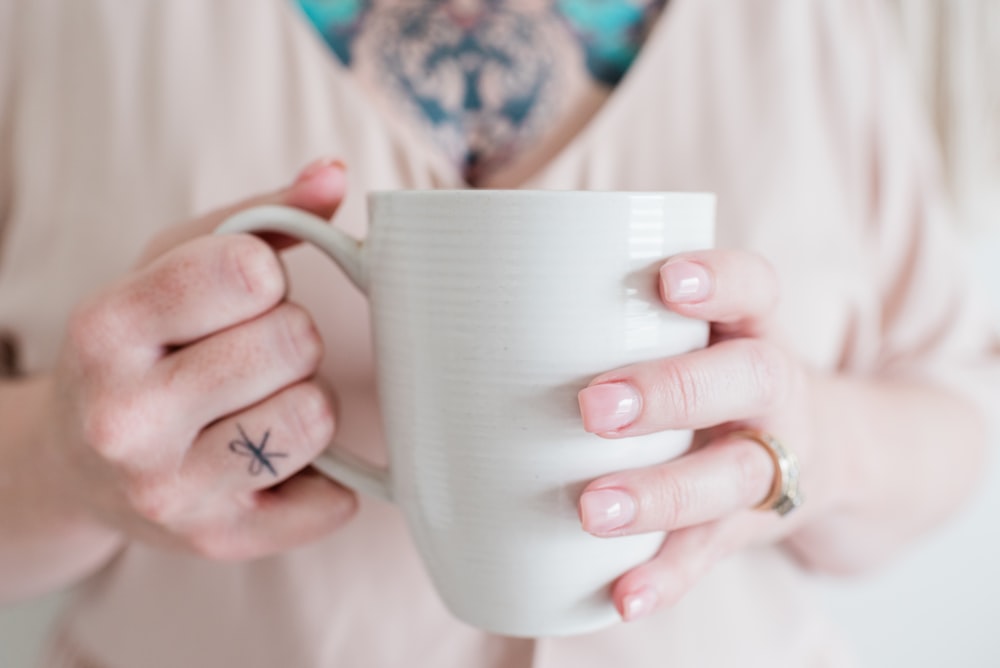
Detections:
863,0,1000,430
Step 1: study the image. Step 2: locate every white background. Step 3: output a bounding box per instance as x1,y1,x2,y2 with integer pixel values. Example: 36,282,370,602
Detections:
1,230,998,666
816,231,1000,667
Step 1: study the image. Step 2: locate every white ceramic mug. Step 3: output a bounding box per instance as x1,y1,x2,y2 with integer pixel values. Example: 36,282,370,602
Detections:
217,190,715,637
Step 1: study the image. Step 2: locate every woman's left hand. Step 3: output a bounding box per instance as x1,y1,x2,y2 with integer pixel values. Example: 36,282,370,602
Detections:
577,249,837,621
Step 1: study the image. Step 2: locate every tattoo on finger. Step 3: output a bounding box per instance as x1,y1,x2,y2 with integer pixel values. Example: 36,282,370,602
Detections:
229,424,288,477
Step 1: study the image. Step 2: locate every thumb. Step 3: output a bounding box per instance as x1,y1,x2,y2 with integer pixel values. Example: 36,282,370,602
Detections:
141,158,348,262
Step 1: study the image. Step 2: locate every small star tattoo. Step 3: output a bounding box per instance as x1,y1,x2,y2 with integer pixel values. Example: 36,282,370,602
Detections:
228,424,288,477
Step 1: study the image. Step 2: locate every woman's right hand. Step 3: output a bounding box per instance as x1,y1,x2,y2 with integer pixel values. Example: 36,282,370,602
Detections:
39,160,357,561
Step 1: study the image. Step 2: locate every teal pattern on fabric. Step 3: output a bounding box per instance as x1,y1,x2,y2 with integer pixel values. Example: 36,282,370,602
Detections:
295,0,662,86
556,0,665,85
293,0,666,181
296,0,371,66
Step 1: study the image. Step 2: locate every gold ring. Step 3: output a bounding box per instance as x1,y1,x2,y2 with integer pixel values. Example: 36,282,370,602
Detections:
731,429,803,517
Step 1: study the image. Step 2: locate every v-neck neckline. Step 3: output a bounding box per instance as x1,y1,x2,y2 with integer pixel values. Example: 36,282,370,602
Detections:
282,0,676,190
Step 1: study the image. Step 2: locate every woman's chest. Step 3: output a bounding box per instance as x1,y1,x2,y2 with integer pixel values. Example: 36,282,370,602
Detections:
296,0,665,185
4,0,874,379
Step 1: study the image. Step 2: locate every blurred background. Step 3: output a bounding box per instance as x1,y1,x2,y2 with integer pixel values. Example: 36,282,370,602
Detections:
819,2,1000,664
2,1,999,665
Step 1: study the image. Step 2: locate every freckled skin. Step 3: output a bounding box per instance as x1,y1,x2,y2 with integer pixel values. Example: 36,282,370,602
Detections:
0,163,364,602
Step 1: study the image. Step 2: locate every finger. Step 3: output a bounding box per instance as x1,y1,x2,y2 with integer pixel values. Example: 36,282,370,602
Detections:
121,233,289,348
118,162,347,349
155,302,323,432
578,338,795,436
187,469,357,561
63,232,288,373
578,435,773,537
658,250,778,336
609,520,735,620
183,381,336,494
139,158,348,261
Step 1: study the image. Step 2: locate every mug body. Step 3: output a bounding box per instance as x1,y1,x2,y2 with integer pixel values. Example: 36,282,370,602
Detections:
366,190,714,636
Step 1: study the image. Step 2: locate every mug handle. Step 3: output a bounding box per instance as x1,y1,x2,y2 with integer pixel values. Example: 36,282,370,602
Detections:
215,205,392,502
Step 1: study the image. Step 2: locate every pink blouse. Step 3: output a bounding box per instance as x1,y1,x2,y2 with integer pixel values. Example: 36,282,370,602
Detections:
1,0,997,666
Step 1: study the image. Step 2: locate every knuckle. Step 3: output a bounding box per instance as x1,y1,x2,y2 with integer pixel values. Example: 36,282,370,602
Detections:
732,441,774,503
147,249,196,301
658,571,693,609
222,234,286,306
330,492,359,525
759,258,781,308
659,360,707,424
128,480,182,524
649,469,692,529
288,384,336,452
276,304,323,371
742,340,788,409
735,251,780,314
83,397,143,460
66,297,131,365
675,557,711,603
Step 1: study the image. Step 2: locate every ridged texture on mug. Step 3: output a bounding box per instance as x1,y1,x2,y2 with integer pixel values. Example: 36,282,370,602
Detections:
367,191,714,637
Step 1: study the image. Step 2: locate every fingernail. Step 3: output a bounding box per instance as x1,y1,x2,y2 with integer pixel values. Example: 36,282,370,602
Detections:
580,488,636,535
296,157,346,183
660,261,712,303
621,586,659,621
578,382,641,433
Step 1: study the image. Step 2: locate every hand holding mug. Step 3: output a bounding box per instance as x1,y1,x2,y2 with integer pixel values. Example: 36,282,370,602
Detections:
577,249,823,620
36,162,357,560
219,188,716,636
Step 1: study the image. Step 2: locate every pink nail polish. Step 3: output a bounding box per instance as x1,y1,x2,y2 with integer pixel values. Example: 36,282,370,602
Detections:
580,488,636,534
661,261,712,303
578,382,641,433
621,586,659,621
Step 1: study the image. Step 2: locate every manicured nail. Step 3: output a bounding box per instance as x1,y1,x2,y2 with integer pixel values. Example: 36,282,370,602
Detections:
621,586,659,621
578,382,641,433
580,488,636,535
660,261,712,303
297,157,346,182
